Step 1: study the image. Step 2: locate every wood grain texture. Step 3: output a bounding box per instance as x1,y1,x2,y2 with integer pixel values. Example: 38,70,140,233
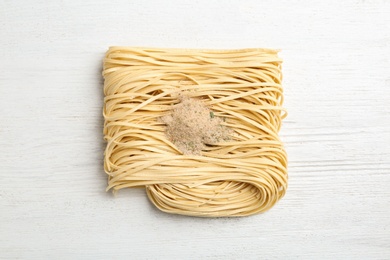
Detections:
0,0,389,259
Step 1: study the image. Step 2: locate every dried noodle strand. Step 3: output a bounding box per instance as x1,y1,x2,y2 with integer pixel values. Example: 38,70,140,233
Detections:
103,47,287,217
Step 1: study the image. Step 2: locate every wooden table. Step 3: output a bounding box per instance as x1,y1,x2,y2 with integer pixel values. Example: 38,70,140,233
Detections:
1,1,389,259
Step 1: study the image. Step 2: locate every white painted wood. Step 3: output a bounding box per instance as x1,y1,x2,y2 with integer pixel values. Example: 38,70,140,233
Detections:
1,0,389,259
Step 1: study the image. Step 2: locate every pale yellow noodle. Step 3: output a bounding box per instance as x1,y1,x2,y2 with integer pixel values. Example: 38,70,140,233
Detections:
103,47,287,217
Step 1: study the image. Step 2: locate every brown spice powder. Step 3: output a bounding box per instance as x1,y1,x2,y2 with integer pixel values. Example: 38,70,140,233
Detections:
161,96,232,155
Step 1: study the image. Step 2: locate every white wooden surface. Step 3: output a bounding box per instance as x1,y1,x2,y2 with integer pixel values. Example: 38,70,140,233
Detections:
1,1,389,259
